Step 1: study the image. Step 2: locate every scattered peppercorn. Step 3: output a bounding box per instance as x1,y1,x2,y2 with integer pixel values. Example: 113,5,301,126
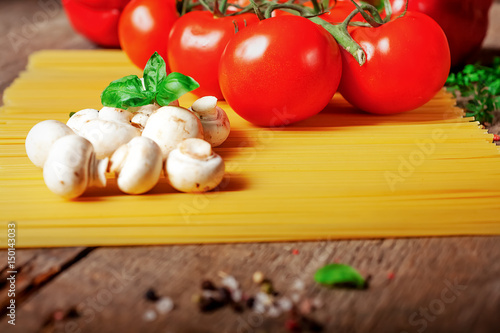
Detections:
246,297,255,309
145,288,160,302
201,279,217,291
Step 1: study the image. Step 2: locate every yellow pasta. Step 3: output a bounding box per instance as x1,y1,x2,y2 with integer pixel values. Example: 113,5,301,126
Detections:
0,50,499,248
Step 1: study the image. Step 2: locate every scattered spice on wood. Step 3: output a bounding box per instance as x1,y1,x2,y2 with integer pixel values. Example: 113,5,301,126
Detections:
145,288,160,302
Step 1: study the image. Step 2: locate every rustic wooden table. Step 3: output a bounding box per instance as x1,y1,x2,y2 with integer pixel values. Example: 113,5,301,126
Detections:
1,1,500,332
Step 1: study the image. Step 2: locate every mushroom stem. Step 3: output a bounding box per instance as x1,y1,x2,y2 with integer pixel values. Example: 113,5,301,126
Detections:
189,96,230,147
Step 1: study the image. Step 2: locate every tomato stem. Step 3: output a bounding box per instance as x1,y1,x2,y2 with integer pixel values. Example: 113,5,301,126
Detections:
381,0,392,23
198,0,213,12
309,15,366,65
349,1,383,27
248,0,266,20
310,0,321,14
395,0,409,19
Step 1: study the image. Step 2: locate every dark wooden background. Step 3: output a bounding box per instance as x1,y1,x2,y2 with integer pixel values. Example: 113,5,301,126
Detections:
1,1,499,332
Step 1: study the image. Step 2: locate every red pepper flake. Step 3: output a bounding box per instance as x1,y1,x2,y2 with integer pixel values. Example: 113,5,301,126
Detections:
493,134,500,142
285,318,301,332
53,310,64,321
292,249,299,255
387,272,395,280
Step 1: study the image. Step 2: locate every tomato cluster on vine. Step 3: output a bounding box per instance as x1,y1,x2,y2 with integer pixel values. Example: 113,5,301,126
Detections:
117,0,451,127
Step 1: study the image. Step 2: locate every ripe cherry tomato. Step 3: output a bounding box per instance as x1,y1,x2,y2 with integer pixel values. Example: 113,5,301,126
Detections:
390,0,493,66
219,15,342,127
119,0,179,69
167,11,259,99
62,0,131,47
339,11,450,114
272,1,364,29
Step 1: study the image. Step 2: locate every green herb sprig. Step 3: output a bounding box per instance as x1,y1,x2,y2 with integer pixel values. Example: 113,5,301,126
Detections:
314,263,367,289
446,57,500,125
100,52,199,110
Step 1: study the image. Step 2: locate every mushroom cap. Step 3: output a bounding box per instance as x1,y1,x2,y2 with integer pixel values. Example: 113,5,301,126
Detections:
110,136,163,194
190,96,230,147
130,104,159,129
25,120,74,168
67,108,99,134
78,119,141,159
99,106,134,124
166,138,225,193
142,106,204,160
43,135,95,199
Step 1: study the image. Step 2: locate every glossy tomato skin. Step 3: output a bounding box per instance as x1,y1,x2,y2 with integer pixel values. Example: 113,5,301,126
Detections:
219,16,342,127
119,0,178,69
168,12,259,99
339,11,450,114
62,0,131,47
272,0,362,24
391,0,493,66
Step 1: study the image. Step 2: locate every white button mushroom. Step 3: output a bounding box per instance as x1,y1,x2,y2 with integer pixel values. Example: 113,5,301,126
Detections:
142,106,204,160
166,138,225,193
25,120,75,168
130,104,159,130
66,108,99,134
189,96,230,147
109,137,163,194
43,135,108,199
98,106,134,124
67,107,141,159
78,120,140,159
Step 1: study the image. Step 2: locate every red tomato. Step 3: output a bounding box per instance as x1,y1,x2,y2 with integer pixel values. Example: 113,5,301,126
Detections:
390,0,493,66
272,1,364,28
219,15,342,127
62,0,131,47
167,11,259,99
317,0,364,25
339,11,450,114
119,0,179,69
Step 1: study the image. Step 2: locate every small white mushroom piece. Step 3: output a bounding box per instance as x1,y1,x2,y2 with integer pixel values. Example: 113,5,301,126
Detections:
66,108,99,134
78,120,140,159
130,104,159,130
109,137,163,194
189,96,230,147
166,138,225,193
68,107,141,159
98,106,134,124
25,120,75,168
43,135,108,199
142,106,204,160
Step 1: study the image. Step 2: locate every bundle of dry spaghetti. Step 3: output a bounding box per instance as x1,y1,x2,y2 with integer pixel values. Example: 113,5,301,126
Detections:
1,50,499,248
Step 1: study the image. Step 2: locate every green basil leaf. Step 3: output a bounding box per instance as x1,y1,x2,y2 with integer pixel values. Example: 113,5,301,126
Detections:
314,263,366,289
143,52,167,93
69,112,76,118
101,75,154,109
155,72,199,106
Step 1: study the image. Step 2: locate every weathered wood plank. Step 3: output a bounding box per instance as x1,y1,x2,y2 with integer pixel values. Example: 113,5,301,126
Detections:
0,248,92,318
0,1,500,333
1,237,499,332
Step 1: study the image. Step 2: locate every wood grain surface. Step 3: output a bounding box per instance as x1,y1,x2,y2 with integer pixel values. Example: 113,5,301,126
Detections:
1,1,500,332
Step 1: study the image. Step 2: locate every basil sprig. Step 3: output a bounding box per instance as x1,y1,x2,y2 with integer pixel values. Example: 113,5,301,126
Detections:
101,52,199,110
314,263,367,289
